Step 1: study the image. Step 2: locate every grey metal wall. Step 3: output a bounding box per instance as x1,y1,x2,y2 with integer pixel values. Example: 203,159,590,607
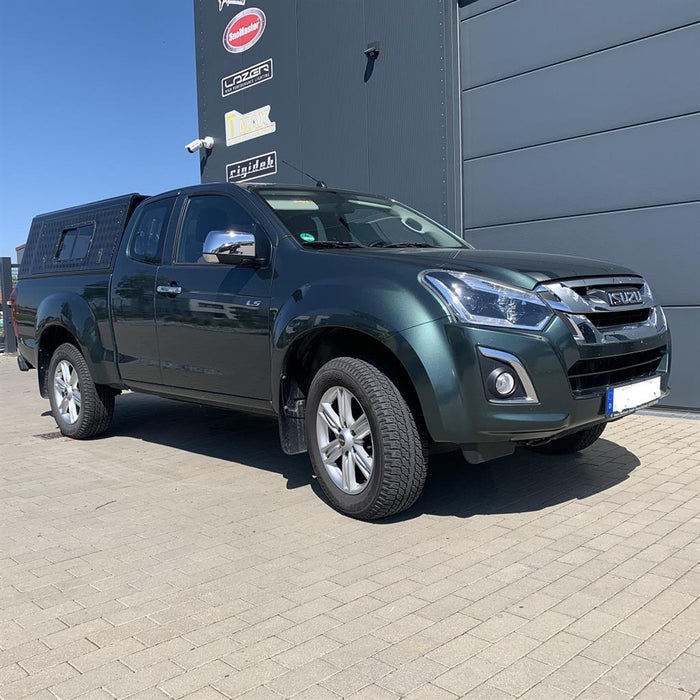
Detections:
194,0,462,232
459,0,700,409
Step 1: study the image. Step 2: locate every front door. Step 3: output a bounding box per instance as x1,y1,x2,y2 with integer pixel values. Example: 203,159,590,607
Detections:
111,196,176,385
155,193,272,400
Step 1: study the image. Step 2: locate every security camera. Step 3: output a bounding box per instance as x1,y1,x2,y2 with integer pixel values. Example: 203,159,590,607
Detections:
186,137,214,153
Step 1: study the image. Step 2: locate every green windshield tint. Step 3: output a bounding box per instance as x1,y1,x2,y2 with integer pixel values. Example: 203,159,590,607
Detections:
257,189,469,249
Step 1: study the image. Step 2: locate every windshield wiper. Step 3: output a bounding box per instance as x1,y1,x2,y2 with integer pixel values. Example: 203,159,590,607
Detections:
301,240,364,249
371,242,437,248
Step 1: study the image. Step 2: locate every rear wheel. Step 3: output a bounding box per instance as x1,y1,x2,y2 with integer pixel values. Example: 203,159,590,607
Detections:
528,423,606,455
48,343,114,439
306,357,427,520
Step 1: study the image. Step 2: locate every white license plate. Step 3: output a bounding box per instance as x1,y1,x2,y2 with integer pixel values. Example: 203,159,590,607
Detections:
606,375,661,415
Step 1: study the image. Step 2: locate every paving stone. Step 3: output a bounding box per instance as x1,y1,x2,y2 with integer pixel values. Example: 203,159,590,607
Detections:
1,358,699,700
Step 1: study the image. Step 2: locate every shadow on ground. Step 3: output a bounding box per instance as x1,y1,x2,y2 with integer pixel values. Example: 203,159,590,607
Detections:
108,392,640,520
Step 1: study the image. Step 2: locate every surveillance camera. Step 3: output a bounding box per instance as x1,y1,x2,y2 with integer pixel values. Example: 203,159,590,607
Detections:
185,137,214,153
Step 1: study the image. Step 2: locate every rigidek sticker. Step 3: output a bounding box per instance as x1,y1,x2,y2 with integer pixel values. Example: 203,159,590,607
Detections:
227,151,277,183
222,58,273,98
219,0,245,10
225,105,276,146
223,8,266,54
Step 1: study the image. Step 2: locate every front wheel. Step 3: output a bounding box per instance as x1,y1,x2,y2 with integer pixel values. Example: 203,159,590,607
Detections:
527,423,606,455
306,357,427,520
48,343,115,439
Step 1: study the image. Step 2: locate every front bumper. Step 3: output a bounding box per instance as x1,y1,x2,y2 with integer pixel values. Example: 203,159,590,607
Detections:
397,315,670,449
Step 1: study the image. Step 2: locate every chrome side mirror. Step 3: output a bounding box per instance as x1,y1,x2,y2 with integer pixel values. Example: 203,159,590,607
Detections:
202,229,256,264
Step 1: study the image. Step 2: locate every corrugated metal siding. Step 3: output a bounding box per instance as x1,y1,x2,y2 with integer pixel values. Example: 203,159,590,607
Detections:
460,0,700,408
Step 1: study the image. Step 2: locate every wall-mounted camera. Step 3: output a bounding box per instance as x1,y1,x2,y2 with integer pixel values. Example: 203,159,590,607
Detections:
185,137,214,154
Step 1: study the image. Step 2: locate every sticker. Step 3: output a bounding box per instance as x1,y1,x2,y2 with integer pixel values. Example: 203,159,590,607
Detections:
225,105,276,147
299,233,315,242
223,8,266,54
226,151,278,183
222,58,273,98
219,0,245,10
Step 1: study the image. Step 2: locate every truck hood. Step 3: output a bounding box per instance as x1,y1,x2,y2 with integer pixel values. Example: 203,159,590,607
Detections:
340,247,637,289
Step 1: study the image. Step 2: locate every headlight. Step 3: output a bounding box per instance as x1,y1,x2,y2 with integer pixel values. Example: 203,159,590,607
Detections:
421,270,553,330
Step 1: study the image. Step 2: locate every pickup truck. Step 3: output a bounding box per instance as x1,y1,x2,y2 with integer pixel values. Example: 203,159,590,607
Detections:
12,183,670,519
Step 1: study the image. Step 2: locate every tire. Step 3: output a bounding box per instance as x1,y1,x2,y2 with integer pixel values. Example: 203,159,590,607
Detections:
528,423,606,455
47,342,115,439
306,357,427,520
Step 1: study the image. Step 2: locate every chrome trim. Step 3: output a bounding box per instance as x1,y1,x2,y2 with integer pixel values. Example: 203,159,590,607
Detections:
478,347,539,405
203,230,256,263
156,285,182,295
535,277,665,345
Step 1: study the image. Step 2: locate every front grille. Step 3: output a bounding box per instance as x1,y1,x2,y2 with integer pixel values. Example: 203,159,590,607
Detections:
568,346,666,393
584,309,651,329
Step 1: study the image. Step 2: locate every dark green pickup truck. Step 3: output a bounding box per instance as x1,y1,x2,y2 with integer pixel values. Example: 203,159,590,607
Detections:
12,183,670,519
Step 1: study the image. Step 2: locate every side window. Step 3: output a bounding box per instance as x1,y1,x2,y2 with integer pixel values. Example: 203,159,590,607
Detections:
176,195,255,264
56,223,94,261
129,198,175,264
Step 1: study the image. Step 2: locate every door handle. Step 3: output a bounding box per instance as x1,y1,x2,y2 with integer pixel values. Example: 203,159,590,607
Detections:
156,285,182,296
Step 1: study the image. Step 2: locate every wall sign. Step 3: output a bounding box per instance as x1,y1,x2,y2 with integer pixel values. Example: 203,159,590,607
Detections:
219,0,245,10
227,151,278,182
222,58,273,97
223,8,266,54
225,105,276,146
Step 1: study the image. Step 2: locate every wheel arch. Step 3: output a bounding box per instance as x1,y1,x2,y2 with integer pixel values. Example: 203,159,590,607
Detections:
35,291,113,398
37,324,83,398
277,326,428,455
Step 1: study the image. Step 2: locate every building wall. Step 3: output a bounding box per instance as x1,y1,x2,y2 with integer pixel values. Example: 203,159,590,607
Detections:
194,0,462,232
459,0,700,409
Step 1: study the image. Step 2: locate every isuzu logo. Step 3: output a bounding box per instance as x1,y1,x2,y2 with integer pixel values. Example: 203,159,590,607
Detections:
223,8,266,53
607,289,643,306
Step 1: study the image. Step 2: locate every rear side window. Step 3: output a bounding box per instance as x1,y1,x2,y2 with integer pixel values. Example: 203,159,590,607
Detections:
129,198,176,264
56,224,94,261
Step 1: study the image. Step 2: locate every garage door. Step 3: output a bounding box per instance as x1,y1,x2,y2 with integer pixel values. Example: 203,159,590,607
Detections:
459,0,700,409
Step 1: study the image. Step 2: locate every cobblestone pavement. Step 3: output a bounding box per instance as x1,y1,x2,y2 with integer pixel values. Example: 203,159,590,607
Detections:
1,354,699,699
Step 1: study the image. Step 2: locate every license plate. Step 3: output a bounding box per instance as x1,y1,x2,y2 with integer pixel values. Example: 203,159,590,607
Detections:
606,376,661,415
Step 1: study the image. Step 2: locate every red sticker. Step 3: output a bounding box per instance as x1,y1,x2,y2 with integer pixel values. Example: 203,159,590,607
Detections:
223,8,266,54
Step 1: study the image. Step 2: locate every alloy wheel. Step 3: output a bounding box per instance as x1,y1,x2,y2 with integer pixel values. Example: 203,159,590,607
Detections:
316,386,374,494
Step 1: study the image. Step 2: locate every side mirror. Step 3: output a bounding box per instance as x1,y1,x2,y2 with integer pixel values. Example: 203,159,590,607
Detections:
202,229,256,264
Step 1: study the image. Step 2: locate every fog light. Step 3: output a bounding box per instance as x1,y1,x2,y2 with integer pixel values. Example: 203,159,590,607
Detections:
494,370,516,397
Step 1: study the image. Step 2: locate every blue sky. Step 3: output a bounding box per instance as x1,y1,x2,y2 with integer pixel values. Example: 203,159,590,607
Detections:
0,1,200,261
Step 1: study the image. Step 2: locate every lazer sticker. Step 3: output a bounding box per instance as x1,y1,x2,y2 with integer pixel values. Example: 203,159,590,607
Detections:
226,151,278,183
222,58,273,98
223,8,266,54
219,0,245,10
225,105,276,147
300,233,315,242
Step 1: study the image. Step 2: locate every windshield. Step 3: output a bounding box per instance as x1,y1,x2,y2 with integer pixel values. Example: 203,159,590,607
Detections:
256,189,470,249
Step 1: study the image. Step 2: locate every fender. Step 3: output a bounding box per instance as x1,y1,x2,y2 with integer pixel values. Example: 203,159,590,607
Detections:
36,290,120,388
271,273,442,380
270,275,458,442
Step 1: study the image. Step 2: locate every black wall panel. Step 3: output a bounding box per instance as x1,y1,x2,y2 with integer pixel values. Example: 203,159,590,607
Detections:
296,0,369,193
463,24,700,158
464,114,700,228
461,0,700,88
661,308,700,410
466,203,700,307
195,0,461,229
458,0,514,21
461,1,700,408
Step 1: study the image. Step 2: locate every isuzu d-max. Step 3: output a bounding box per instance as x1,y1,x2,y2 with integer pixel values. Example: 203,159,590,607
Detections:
12,183,670,518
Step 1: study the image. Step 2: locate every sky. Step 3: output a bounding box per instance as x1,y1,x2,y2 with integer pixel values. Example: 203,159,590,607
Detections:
0,1,200,261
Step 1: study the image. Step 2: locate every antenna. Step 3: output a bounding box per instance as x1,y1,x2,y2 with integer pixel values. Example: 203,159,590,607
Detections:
280,159,327,188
